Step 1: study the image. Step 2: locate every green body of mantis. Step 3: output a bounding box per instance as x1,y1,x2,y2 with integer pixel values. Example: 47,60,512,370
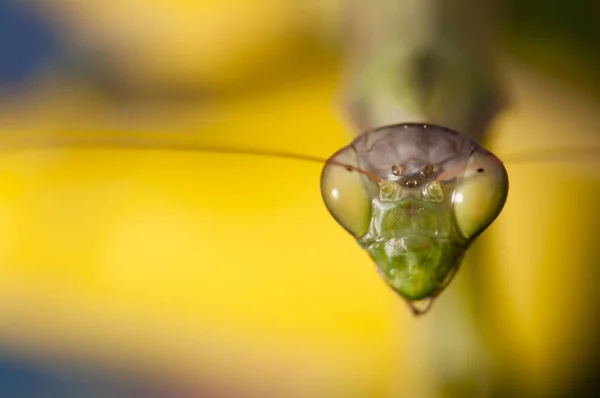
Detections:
340,0,505,138
324,0,508,314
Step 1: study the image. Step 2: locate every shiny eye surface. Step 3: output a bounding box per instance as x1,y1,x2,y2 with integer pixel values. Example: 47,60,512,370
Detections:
452,148,509,239
320,146,376,237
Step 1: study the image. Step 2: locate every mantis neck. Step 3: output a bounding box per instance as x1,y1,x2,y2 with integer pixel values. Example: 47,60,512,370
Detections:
341,0,505,141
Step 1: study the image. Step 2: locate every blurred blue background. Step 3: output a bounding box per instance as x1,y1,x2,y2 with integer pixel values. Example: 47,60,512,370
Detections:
0,1,59,89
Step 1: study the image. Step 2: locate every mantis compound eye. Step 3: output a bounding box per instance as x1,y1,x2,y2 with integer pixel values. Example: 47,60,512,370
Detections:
320,146,378,238
452,148,509,239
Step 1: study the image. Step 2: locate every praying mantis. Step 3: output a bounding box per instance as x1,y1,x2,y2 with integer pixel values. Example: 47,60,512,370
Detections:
3,0,597,320
0,2,599,398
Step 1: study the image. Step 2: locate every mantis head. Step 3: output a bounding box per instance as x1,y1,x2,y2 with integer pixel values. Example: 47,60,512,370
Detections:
320,123,509,314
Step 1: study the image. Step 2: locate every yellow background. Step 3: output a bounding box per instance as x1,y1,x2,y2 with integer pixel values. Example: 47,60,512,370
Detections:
1,1,599,397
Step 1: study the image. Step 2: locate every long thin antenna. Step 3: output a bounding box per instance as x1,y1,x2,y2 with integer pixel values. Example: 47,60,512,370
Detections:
500,147,600,164
0,134,330,165
0,134,383,182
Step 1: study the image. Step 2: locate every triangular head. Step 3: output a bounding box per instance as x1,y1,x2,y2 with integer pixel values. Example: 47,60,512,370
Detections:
320,123,509,315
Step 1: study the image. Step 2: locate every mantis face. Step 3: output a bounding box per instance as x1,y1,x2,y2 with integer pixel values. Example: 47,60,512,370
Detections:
321,123,509,314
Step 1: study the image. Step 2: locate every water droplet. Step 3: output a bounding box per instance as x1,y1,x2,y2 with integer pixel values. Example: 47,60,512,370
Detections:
406,297,434,316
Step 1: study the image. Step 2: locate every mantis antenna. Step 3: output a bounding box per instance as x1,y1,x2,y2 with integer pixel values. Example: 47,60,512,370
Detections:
0,132,598,168
499,147,600,164
0,134,384,183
